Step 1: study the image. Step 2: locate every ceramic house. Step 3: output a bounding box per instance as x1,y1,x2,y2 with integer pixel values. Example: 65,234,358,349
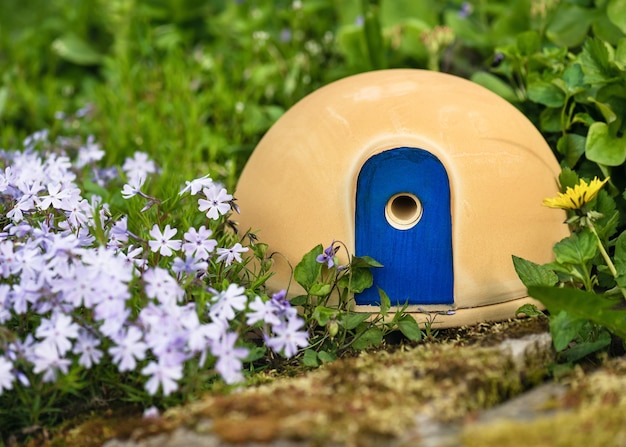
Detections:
235,69,569,328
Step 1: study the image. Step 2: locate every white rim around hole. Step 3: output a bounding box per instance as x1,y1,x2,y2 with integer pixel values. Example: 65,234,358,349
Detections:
385,193,422,230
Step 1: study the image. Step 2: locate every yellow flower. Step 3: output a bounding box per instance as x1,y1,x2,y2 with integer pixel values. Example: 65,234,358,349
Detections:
543,177,610,210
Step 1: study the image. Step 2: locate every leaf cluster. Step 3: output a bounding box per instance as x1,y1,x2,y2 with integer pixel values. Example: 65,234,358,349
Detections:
513,172,626,365
291,242,421,367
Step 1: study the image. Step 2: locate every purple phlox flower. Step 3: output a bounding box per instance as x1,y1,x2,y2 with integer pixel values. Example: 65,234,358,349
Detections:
91,166,118,187
179,174,213,196
197,185,233,220
209,283,247,322
143,267,184,305
43,153,75,185
37,183,73,210
268,289,298,320
280,28,292,43
32,341,71,382
23,129,49,148
215,242,248,266
7,334,37,364
266,315,309,358
143,406,160,419
0,284,11,323
355,15,364,26
0,240,21,278
121,176,146,200
35,312,80,356
81,246,133,284
52,264,97,307
120,245,146,271
11,275,44,314
458,2,473,18
142,359,183,396
97,306,130,337
41,232,81,265
109,326,148,372
182,226,217,259
210,331,249,384
188,320,227,364
63,197,91,229
246,295,282,326
0,166,15,193
172,255,208,277
0,356,15,394
148,224,182,257
75,135,104,168
73,330,103,368
316,242,340,268
122,151,157,184
107,216,130,248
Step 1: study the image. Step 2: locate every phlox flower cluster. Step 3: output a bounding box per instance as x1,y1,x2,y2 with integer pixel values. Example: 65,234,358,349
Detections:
0,131,308,400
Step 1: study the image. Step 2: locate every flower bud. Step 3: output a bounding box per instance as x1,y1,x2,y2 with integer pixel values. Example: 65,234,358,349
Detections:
327,320,339,338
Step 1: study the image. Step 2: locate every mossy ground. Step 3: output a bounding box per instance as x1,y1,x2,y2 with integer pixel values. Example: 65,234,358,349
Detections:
462,356,626,447
20,316,563,447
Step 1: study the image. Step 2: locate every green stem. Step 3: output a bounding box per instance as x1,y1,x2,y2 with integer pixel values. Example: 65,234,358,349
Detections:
588,220,626,300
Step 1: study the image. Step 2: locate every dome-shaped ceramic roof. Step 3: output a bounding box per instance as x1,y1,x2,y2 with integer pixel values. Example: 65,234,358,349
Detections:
235,69,568,327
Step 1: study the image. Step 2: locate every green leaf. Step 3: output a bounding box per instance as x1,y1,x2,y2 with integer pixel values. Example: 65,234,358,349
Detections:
588,97,617,123
345,268,373,293
309,282,332,297
528,286,626,340
515,303,544,317
363,4,386,69
561,331,612,362
0,87,7,119
585,122,626,166
516,30,541,56
51,33,104,65
312,306,336,326
557,134,586,168
512,255,559,287
352,327,383,350
616,38,626,70
553,230,597,265
290,295,308,306
580,38,617,84
317,350,337,364
608,0,626,34
546,4,594,47
397,315,422,341
562,64,586,93
558,167,580,190
470,71,519,103
341,312,371,330
294,244,323,290
614,232,626,287
549,310,590,351
244,346,267,363
378,288,391,317
302,349,319,367
350,255,384,269
527,80,566,107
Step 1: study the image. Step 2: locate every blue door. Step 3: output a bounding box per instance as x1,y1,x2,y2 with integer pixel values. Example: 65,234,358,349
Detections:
355,147,453,306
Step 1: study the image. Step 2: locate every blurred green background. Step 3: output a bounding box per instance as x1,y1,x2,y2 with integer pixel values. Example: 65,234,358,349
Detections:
2,0,625,188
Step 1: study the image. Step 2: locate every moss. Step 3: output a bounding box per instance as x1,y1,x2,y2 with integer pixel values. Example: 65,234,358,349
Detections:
38,317,553,446
461,357,626,447
175,331,551,446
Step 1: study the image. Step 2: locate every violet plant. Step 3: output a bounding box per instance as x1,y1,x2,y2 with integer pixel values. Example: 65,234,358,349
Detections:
0,130,307,435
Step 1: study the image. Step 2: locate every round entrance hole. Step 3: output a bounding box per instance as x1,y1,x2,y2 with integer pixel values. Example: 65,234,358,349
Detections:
385,193,423,230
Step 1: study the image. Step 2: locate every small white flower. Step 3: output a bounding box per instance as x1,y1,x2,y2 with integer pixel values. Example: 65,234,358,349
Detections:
198,185,232,220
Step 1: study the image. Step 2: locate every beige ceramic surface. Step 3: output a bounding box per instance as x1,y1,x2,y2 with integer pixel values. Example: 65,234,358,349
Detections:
235,69,569,328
